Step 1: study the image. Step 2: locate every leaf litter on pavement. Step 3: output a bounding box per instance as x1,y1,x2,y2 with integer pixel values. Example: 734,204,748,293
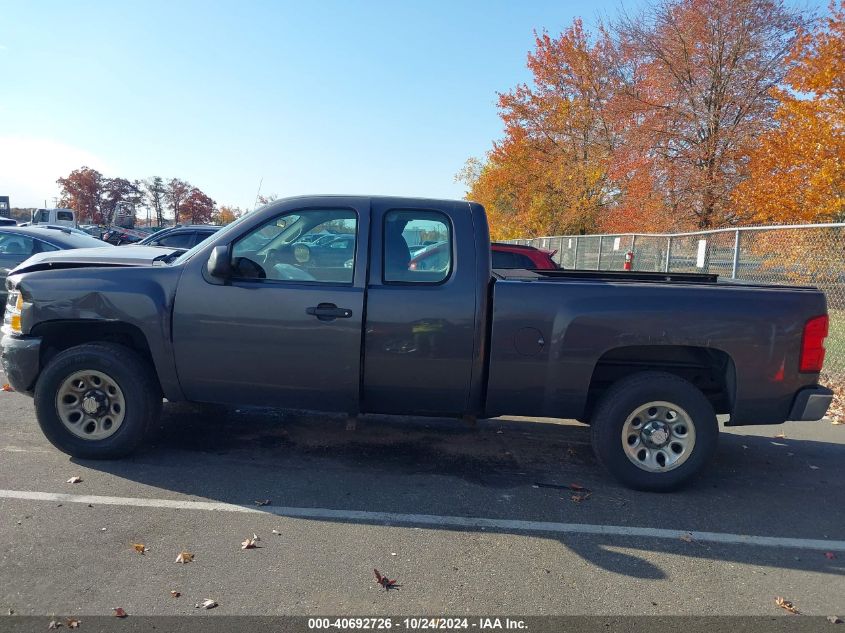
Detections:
775,596,800,614
373,568,400,591
175,551,194,564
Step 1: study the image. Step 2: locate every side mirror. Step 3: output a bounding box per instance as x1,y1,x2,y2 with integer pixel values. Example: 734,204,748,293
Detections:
207,245,232,279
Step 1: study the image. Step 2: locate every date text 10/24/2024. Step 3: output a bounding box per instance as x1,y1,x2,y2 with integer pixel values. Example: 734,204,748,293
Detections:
307,618,528,630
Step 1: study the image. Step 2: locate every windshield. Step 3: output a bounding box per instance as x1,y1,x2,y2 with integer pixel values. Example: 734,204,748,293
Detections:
30,229,112,249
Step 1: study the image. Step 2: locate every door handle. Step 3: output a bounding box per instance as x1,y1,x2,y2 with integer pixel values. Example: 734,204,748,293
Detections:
306,303,353,321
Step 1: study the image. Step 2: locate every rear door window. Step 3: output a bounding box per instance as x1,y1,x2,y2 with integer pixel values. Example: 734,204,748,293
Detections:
157,232,195,248
383,210,451,283
513,253,537,268
492,251,515,268
0,234,36,256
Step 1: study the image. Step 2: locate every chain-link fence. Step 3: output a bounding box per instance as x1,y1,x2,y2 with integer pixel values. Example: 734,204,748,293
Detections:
509,224,845,383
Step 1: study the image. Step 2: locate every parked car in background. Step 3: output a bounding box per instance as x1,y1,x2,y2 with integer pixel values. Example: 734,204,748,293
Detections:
78,225,105,239
0,218,17,227
135,225,220,249
409,241,559,272
0,225,111,304
101,230,143,246
491,242,558,269
38,225,95,238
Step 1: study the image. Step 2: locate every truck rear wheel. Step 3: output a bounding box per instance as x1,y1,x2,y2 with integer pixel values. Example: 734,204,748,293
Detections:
589,371,718,492
34,343,161,459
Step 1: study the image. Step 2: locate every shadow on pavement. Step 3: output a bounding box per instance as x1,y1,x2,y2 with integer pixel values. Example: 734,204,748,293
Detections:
73,402,845,581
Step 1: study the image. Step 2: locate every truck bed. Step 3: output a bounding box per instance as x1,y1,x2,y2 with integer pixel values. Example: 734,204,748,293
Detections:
485,269,827,424
492,267,819,292
493,268,719,284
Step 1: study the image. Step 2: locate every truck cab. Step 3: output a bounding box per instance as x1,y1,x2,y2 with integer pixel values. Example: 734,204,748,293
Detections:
31,208,76,228
175,196,489,417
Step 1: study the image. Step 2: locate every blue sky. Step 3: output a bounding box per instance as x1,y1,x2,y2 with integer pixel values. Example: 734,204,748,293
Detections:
0,0,827,210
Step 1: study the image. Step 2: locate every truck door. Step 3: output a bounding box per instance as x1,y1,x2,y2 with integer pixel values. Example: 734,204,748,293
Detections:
362,199,482,416
171,197,369,413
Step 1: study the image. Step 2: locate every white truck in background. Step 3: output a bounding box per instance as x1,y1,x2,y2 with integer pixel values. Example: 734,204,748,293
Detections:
30,208,77,228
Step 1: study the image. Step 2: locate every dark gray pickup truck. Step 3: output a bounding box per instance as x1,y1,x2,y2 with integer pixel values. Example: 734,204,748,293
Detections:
1,196,833,490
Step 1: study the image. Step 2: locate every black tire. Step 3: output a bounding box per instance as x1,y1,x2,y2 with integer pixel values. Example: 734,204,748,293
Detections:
34,343,162,459
589,371,718,492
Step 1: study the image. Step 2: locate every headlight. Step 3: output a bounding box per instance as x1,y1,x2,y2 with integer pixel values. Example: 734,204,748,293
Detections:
3,290,23,335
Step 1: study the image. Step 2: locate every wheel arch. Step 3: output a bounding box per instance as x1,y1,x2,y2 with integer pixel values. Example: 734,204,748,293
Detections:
31,320,163,396
584,345,736,422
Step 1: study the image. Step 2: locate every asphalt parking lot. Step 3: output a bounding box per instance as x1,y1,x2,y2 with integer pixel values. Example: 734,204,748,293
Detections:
1,369,844,621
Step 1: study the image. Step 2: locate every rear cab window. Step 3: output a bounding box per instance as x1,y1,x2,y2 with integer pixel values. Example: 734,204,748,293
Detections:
384,210,452,283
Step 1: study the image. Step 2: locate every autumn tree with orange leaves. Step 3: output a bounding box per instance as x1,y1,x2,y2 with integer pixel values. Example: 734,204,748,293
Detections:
461,0,820,239
459,20,619,239
734,2,845,223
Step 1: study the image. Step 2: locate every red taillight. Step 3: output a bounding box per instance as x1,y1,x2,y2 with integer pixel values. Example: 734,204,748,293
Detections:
799,315,829,373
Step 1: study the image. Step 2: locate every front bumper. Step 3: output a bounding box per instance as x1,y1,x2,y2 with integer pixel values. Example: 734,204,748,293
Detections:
0,334,41,395
788,385,833,421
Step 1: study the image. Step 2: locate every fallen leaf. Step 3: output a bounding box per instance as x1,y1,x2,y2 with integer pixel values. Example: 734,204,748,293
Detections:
680,532,694,543
569,483,586,491
8,608,13,615
175,551,193,564
570,491,592,503
66,476,82,484
827,615,843,624
825,552,836,560
241,537,257,550
48,620,60,630
170,590,181,598
254,499,270,506
112,607,127,618
195,599,217,609
2,384,13,392
373,568,399,590
252,532,260,542
271,529,281,535
775,596,800,614
774,432,787,439
132,543,147,555
66,618,81,629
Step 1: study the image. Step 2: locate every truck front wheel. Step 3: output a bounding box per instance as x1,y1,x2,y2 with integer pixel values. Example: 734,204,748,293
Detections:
34,343,161,459
589,371,718,492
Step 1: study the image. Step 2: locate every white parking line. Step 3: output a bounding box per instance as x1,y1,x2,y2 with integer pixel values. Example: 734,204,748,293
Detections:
2,488,844,552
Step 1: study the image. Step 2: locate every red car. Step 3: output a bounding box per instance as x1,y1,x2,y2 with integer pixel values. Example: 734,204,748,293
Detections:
409,241,559,271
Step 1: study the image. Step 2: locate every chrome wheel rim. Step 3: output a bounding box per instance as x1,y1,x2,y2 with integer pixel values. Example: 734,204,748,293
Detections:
56,370,126,440
621,401,696,472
